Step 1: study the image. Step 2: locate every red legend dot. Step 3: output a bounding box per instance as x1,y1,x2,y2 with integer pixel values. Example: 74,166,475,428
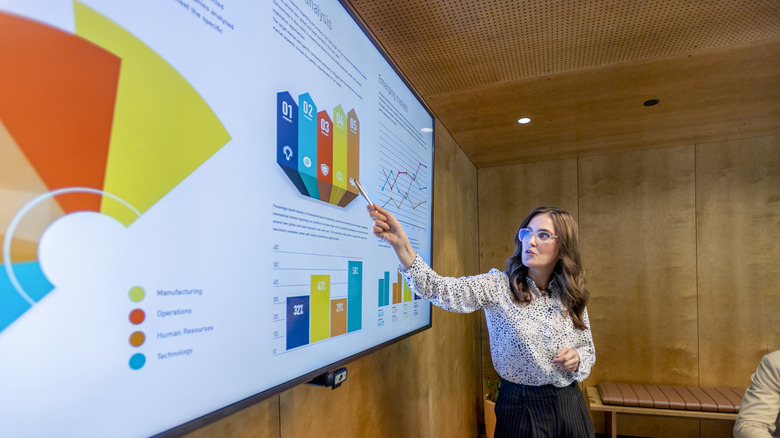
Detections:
129,309,145,325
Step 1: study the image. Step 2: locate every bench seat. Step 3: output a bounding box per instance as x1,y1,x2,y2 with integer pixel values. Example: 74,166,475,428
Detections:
587,383,743,438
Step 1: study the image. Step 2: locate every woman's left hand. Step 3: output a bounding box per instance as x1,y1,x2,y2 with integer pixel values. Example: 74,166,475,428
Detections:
552,348,580,372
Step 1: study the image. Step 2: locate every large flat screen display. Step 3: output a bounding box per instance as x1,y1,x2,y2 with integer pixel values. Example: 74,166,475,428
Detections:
0,0,434,436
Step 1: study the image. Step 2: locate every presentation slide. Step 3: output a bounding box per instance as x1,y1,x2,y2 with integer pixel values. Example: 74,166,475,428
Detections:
0,0,434,436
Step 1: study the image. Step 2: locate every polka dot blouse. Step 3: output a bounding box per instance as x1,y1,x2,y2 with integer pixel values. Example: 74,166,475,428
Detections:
401,254,595,387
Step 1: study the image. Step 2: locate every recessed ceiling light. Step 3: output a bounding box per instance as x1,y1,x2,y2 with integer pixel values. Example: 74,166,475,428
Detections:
518,117,531,124
420,127,433,133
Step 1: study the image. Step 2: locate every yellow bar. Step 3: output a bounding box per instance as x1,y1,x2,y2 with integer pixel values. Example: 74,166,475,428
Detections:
310,275,330,342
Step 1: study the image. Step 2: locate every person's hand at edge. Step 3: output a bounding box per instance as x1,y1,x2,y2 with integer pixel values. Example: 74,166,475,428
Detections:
552,348,580,373
368,203,416,270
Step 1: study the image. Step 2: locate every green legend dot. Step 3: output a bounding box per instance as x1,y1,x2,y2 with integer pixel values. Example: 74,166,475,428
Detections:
129,286,145,302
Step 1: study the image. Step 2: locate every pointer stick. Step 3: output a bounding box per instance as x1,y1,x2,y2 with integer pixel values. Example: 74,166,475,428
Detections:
353,179,374,210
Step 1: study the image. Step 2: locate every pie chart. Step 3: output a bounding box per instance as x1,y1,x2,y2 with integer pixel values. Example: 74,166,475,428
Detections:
0,2,231,332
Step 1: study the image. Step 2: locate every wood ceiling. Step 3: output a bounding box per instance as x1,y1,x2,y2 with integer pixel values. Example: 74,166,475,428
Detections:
344,0,780,167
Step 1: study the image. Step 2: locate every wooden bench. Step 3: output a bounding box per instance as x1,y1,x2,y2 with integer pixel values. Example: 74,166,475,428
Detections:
587,383,743,438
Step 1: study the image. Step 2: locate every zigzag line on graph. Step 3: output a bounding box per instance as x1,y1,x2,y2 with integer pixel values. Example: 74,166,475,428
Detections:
381,163,428,193
382,196,427,210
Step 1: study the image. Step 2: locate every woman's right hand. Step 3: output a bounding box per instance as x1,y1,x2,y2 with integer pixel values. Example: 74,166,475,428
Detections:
368,204,416,270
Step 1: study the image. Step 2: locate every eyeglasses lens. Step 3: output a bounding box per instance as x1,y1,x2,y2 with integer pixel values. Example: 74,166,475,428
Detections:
519,229,552,243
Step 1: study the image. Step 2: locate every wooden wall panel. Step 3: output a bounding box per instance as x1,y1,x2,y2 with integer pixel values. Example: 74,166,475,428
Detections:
701,418,741,438
579,146,699,386
424,117,482,438
184,396,279,438
696,136,780,388
278,342,430,437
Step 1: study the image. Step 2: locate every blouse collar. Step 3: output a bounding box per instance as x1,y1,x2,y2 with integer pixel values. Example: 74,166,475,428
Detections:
526,276,561,298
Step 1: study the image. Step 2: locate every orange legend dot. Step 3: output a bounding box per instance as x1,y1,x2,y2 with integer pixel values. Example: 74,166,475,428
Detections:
129,331,145,347
129,309,145,325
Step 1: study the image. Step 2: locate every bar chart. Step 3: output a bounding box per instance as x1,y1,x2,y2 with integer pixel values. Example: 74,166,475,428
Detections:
271,245,363,354
375,268,422,328
377,270,418,307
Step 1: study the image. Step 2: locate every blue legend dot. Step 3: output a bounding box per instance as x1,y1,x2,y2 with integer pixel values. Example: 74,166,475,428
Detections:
129,353,146,370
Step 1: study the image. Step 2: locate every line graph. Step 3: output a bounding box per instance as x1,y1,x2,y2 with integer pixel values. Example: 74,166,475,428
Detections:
380,163,428,210
376,120,431,231
381,163,428,191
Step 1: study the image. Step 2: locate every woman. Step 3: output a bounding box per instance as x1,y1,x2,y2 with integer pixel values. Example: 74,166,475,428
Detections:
368,204,595,437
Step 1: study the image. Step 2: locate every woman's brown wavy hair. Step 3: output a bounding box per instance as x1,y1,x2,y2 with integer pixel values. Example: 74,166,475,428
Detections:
506,206,590,330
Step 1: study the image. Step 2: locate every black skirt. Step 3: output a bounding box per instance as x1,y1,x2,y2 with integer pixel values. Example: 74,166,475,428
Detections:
494,380,595,438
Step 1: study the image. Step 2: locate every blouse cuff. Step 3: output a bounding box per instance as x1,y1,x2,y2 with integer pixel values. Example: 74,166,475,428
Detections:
400,253,424,274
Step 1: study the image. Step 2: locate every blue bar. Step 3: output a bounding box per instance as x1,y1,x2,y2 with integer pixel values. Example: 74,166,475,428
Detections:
286,295,310,350
276,91,308,195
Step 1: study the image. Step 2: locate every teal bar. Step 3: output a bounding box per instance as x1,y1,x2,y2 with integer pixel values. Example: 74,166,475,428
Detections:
383,271,390,307
347,261,362,332
378,278,384,307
